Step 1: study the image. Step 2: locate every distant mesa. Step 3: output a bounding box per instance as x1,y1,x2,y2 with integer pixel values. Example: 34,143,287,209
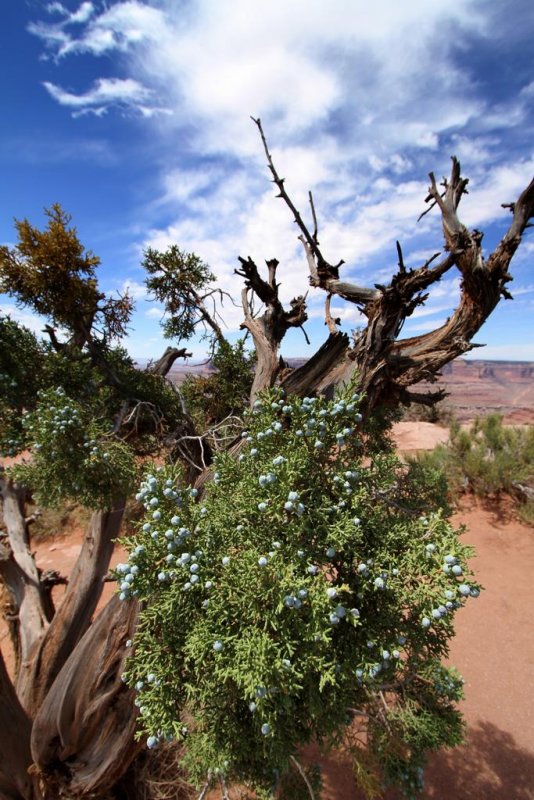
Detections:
411,359,534,424
136,357,534,424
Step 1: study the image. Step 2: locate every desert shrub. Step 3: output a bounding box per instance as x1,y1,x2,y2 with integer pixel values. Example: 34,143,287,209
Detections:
402,400,454,426
117,385,479,799
413,415,534,523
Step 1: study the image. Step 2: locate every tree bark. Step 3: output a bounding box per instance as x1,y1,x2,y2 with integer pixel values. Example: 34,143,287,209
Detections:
17,500,125,714
31,595,141,797
236,257,307,400
0,648,39,800
149,345,192,377
0,478,49,674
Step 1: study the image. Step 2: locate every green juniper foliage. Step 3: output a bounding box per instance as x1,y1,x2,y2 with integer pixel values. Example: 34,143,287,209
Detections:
142,245,216,341
13,387,137,509
118,386,479,799
0,316,46,457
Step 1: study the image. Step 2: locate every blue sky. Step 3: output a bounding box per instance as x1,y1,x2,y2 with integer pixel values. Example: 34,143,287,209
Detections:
1,0,533,362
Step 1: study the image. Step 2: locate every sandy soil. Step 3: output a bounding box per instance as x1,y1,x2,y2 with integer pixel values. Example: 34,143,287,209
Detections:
1,423,533,799
312,500,534,800
391,421,450,453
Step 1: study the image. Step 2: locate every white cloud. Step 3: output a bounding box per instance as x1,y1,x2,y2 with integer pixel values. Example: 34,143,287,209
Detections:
68,2,95,25
42,77,168,117
511,284,534,297
26,1,534,359
145,306,165,319
31,1,164,57
409,303,454,321
0,303,50,338
46,2,68,15
463,344,534,361
459,157,534,228
120,278,148,300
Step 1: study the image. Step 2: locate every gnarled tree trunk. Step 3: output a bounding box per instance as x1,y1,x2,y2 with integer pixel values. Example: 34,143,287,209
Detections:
17,499,125,714
0,649,39,800
31,595,140,797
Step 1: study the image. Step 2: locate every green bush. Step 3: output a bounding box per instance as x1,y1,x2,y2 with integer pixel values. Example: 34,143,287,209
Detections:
13,387,138,509
413,415,534,523
118,385,479,799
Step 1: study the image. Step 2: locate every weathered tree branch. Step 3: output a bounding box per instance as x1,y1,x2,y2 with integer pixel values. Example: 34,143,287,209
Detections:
191,287,227,346
254,122,533,413
148,345,192,377
31,595,141,796
18,499,125,713
236,256,308,398
0,478,49,672
281,331,350,398
0,648,39,800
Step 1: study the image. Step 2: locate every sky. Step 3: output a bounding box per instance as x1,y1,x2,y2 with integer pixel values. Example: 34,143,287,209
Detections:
1,0,533,363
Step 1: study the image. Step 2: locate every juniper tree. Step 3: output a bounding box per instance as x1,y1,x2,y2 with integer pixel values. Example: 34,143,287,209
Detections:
0,125,532,799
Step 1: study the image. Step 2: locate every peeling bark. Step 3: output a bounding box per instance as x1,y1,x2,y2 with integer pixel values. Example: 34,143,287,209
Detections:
236,257,307,399
18,500,125,714
0,647,39,800
149,345,192,377
281,332,349,398
31,595,141,797
0,478,49,673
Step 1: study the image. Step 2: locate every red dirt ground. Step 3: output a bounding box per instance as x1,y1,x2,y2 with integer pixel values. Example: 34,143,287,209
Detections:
312,499,534,800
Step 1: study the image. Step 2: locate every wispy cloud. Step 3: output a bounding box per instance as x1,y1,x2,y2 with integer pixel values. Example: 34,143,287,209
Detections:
42,77,170,117
463,344,534,362
30,1,163,58
0,303,49,338
145,306,165,319
120,278,148,301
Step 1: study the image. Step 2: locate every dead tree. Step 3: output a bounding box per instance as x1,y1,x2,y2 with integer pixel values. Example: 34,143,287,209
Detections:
251,117,534,413
0,128,532,799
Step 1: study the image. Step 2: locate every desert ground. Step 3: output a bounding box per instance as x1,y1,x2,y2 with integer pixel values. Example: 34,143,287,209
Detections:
1,420,533,799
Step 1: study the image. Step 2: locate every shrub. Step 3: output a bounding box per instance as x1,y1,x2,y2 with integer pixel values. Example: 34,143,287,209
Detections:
118,385,479,799
413,415,534,523
401,400,454,426
12,387,138,509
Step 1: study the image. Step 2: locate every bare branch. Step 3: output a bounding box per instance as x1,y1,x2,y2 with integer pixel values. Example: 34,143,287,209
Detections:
148,346,192,377
299,324,311,346
197,771,213,800
237,255,309,398
325,293,340,335
218,774,230,800
396,241,406,273
309,191,319,243
290,755,317,800
252,117,320,262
